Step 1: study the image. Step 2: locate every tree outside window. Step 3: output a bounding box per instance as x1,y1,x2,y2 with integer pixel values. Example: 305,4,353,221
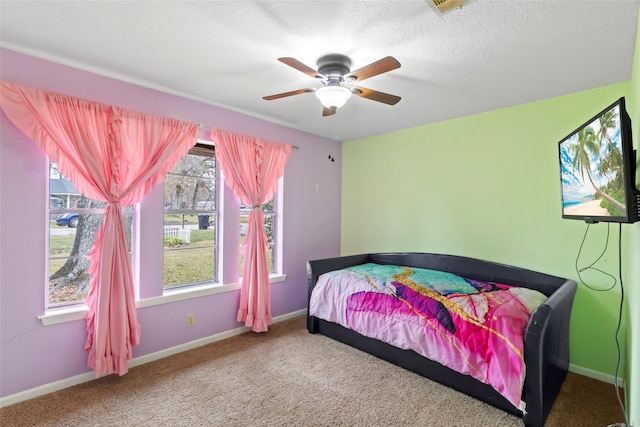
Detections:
48,161,132,307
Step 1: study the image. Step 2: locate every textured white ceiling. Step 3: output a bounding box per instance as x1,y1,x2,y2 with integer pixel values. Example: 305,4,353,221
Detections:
1,1,639,141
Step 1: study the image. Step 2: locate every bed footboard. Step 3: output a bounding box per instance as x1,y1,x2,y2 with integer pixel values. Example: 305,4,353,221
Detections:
522,278,577,427
306,254,369,333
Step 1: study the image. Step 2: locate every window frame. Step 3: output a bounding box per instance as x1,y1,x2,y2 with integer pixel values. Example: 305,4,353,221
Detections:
162,141,219,290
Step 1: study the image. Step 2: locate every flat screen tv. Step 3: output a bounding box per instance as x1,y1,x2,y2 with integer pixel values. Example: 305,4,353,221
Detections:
558,97,640,224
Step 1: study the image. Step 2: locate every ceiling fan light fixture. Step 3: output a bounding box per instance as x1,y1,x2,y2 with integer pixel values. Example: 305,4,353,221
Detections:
315,86,352,109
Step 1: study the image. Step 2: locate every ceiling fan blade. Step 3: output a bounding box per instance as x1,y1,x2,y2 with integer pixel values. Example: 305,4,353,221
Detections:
322,106,337,117
263,88,314,101
353,87,401,105
346,56,401,82
278,57,319,78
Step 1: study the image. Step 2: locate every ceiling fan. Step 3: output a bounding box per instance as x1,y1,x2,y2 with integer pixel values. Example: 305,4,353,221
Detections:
263,54,401,116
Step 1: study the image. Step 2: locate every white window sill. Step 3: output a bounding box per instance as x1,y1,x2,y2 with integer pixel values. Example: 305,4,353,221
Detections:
39,274,286,326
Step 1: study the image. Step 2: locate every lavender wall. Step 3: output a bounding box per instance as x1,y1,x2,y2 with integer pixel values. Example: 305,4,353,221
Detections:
0,48,342,398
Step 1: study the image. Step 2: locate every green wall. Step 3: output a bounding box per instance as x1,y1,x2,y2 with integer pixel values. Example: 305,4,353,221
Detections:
625,11,640,425
342,82,632,378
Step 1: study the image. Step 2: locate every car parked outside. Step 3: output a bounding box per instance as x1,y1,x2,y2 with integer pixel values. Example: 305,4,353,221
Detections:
56,213,79,228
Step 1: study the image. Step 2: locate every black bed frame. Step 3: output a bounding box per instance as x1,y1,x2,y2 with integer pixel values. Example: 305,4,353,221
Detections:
306,252,577,427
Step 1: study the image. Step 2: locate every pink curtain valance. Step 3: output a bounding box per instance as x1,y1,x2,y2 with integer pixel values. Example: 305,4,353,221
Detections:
0,83,196,206
211,129,292,332
0,81,197,376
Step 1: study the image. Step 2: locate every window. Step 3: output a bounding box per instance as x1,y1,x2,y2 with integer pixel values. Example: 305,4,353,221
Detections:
48,161,133,307
45,142,283,312
163,143,217,288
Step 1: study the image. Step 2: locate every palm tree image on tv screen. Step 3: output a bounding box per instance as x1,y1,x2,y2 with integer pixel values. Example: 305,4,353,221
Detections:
560,103,627,219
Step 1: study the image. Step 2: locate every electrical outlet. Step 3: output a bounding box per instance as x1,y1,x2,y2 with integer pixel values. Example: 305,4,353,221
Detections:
186,314,195,327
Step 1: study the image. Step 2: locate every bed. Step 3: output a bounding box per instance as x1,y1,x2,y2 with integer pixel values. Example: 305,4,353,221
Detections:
306,252,577,427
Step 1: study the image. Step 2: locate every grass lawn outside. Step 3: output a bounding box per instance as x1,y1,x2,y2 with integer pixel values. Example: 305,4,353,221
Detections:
164,229,216,287
48,227,273,304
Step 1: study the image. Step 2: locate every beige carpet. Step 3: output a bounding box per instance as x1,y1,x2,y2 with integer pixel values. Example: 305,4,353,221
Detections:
0,315,626,427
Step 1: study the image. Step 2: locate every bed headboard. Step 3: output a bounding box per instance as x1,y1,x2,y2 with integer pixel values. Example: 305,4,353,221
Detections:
308,252,569,297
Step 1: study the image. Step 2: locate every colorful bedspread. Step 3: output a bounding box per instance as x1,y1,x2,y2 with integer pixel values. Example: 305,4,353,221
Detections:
309,263,548,411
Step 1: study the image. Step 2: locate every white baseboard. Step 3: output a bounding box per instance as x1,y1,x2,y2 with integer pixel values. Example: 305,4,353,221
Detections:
0,309,306,408
2,311,622,409
569,363,625,387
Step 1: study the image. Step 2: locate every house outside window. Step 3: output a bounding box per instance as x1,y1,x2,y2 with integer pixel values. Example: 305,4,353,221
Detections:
163,143,217,289
48,161,133,307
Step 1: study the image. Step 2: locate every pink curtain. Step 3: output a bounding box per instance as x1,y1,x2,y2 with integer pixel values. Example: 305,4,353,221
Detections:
0,82,196,377
212,129,292,332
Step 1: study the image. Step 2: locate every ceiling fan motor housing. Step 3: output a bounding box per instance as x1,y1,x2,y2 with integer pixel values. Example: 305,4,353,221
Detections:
317,54,351,82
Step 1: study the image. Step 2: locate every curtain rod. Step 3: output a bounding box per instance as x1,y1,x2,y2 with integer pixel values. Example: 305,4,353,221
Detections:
197,124,300,150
